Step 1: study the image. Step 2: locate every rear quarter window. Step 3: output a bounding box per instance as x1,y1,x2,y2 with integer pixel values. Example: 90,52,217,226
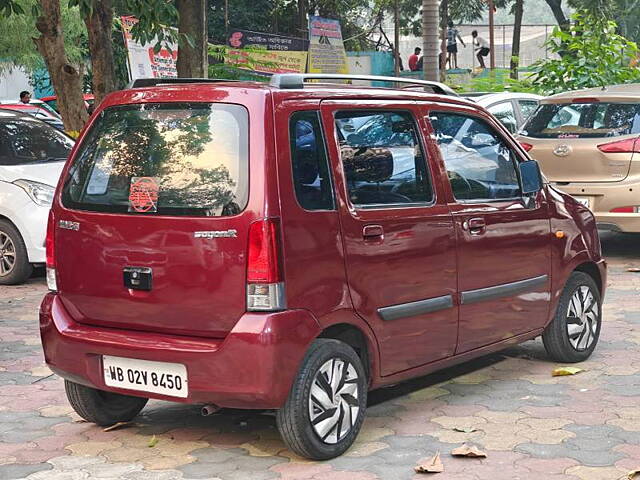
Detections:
522,102,640,139
62,103,249,217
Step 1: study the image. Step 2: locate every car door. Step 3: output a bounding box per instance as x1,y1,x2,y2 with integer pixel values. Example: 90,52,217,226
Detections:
426,106,552,353
320,100,458,376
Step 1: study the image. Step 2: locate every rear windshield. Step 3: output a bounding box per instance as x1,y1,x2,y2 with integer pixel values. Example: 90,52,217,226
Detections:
62,103,249,216
522,102,640,139
0,116,73,165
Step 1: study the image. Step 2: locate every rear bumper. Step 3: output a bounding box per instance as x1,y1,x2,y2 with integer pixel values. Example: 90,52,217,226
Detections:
39,293,321,409
553,181,640,233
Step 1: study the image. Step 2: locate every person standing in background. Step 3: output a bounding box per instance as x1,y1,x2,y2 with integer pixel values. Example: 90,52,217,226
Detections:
19,91,31,104
408,47,421,71
472,30,490,69
446,21,465,69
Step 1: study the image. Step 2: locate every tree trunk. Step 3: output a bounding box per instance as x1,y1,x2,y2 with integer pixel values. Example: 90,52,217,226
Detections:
176,0,208,78
85,0,116,106
544,0,569,30
439,0,448,82
34,0,87,133
422,0,440,81
297,0,307,36
510,0,523,79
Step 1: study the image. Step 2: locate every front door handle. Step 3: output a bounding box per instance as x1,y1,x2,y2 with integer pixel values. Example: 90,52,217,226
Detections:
462,217,486,235
363,224,384,239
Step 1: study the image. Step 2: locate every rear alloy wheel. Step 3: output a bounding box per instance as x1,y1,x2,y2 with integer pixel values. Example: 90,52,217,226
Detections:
0,220,32,285
277,339,367,460
65,380,148,426
543,271,601,363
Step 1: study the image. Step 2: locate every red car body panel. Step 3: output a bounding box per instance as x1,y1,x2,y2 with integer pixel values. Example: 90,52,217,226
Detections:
40,82,606,409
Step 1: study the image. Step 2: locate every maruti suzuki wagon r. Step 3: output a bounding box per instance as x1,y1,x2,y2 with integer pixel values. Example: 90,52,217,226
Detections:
40,74,606,460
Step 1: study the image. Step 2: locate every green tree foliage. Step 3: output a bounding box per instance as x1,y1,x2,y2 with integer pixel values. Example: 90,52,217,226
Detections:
531,11,640,94
0,0,86,74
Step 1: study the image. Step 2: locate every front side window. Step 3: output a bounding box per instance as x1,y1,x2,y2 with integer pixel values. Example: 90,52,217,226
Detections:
522,102,640,139
431,112,521,201
335,110,433,207
289,111,334,210
0,116,73,165
62,103,248,217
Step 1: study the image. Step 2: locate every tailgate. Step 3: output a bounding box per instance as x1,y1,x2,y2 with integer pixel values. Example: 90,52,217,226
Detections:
55,101,252,338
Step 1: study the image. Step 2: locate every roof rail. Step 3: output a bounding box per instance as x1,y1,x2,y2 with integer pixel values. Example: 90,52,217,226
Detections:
127,78,240,89
269,73,459,97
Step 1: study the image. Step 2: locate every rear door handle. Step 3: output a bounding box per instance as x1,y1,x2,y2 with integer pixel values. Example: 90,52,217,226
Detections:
462,217,486,235
363,224,384,239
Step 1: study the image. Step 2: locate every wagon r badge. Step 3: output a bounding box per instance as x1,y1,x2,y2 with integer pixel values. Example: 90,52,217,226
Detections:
194,230,237,239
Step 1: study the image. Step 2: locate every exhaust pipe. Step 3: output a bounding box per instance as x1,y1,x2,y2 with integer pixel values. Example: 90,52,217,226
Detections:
201,404,220,416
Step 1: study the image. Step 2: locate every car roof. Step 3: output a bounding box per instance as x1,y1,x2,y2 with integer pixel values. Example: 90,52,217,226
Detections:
0,107,49,122
543,84,640,103
103,79,478,112
465,92,543,107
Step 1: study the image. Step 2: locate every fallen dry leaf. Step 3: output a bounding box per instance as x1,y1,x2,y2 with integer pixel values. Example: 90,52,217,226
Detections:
552,366,584,376
103,421,132,432
453,426,477,433
148,435,158,448
451,444,487,458
627,470,640,479
415,451,444,473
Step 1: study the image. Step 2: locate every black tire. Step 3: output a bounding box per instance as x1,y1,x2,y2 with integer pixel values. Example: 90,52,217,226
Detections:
276,339,367,460
542,271,602,363
0,219,33,285
65,380,148,426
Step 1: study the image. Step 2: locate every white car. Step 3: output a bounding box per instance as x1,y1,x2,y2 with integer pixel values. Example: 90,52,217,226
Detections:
464,92,543,134
0,109,73,284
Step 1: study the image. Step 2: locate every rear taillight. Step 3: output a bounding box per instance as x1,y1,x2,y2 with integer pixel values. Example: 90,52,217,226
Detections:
519,141,534,152
45,210,57,291
246,218,285,311
610,206,640,213
597,137,640,153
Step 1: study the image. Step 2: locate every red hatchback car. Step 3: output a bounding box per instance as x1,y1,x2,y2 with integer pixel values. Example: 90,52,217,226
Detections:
40,75,606,459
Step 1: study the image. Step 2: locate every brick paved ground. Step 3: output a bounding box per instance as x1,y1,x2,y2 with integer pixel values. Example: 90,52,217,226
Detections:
1,231,639,480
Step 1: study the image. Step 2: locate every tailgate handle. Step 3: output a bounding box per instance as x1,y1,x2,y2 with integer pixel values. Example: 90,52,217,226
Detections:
363,224,384,239
123,267,153,291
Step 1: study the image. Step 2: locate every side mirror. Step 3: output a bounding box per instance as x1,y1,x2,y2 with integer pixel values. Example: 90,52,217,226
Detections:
520,160,542,195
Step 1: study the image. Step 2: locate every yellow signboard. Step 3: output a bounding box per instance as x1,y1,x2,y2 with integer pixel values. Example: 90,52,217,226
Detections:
307,16,349,74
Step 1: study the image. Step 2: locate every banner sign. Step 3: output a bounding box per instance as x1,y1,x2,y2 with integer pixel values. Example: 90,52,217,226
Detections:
227,29,308,52
121,16,178,80
307,16,349,74
225,48,308,75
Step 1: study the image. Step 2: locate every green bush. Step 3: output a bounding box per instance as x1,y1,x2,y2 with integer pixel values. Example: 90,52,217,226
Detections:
530,11,640,94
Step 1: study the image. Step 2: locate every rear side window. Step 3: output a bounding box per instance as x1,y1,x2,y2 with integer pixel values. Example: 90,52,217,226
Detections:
289,111,334,210
335,110,433,207
522,102,640,138
431,112,521,201
62,103,248,216
0,117,73,165
487,101,517,133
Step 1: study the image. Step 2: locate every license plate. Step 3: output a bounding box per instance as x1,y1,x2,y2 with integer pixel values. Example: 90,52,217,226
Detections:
573,196,591,209
103,356,188,398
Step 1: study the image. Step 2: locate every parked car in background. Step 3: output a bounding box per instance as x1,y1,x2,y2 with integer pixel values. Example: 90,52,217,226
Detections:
40,75,605,460
518,84,640,233
39,94,95,114
465,92,543,133
0,109,74,284
0,101,65,131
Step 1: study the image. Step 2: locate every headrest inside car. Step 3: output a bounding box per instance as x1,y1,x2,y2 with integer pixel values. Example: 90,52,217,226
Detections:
294,150,319,184
342,147,394,183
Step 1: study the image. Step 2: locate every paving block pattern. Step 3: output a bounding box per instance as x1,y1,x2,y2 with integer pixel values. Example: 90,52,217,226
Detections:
1,231,640,479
